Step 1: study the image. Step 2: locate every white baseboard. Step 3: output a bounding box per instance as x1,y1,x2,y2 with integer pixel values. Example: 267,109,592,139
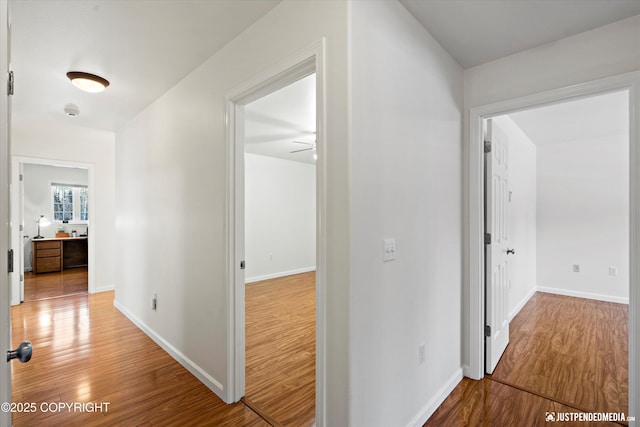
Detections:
245,266,316,284
406,368,463,427
537,285,629,305
509,286,537,322
93,284,115,293
113,299,225,399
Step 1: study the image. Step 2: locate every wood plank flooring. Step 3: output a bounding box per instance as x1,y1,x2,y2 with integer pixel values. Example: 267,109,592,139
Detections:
11,292,268,426
24,267,88,301
10,271,316,426
425,292,628,426
424,377,622,427
244,272,316,427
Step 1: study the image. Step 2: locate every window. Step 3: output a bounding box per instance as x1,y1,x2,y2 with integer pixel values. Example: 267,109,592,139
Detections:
51,184,88,223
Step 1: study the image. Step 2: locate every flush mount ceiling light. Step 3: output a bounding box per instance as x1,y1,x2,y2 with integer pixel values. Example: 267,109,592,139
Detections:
66,71,110,93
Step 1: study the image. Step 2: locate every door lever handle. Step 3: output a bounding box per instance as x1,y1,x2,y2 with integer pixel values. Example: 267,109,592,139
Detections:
506,248,515,255
7,342,32,363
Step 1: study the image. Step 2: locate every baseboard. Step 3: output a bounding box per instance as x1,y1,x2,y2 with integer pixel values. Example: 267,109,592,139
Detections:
245,266,316,284
509,286,537,322
113,299,225,399
93,284,115,293
406,368,463,427
536,285,629,305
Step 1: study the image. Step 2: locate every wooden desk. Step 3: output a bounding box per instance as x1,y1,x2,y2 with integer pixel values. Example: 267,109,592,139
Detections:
32,237,88,274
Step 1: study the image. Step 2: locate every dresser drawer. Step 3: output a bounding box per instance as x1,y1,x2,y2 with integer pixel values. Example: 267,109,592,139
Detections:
37,248,61,258
36,256,62,273
35,241,61,250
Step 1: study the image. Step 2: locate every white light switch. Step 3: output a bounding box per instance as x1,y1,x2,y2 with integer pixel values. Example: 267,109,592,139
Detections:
383,238,396,262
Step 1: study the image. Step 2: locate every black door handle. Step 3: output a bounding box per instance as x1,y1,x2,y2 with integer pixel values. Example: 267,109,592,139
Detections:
7,342,32,363
506,248,515,255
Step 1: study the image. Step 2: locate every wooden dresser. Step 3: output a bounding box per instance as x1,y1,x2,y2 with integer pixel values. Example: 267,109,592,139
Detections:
32,239,62,273
32,237,88,274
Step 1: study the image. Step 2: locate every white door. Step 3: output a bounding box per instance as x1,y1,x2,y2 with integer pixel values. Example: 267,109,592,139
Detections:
1,1,12,424
485,118,512,374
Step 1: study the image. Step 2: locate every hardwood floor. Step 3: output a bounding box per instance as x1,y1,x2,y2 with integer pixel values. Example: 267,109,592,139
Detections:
424,377,622,427
425,292,628,426
11,292,268,426
24,267,88,301
10,272,315,426
244,272,316,427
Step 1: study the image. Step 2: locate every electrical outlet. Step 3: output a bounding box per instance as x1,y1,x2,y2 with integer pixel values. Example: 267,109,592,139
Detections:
152,293,157,311
418,344,426,364
383,238,396,262
609,267,618,276
573,264,580,273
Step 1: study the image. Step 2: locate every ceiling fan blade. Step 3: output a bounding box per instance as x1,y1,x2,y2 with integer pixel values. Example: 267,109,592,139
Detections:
290,147,314,153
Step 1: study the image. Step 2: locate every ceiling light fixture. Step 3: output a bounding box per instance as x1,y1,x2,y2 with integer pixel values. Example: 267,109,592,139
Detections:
66,71,110,93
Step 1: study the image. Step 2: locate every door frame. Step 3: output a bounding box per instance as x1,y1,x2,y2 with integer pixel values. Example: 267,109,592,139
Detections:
225,39,327,421
465,70,640,420
10,155,96,304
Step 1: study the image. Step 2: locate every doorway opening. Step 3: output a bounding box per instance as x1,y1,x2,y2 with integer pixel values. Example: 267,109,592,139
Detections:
466,72,639,420
226,43,326,425
483,90,629,415
242,73,317,426
10,156,96,304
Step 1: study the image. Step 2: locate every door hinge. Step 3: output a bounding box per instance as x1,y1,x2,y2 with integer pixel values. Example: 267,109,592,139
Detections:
484,139,491,153
484,233,491,245
484,325,491,337
7,71,14,96
8,249,13,273
19,173,23,182
240,261,245,270
19,224,23,232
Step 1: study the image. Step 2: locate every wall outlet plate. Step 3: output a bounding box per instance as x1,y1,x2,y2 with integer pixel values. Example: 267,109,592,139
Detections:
383,238,396,262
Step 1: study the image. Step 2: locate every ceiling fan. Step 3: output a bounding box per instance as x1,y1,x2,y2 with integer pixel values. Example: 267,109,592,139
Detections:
290,139,316,154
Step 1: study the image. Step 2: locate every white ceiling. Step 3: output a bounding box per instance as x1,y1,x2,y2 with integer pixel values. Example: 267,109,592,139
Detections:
508,90,629,146
400,0,640,69
244,74,316,165
10,0,280,131
8,0,638,159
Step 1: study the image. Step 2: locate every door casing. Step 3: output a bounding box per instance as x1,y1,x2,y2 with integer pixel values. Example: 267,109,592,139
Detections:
225,39,327,423
465,70,640,422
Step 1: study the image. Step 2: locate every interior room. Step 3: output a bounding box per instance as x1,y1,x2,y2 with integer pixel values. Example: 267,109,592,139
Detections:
1,2,639,427
473,91,628,418
242,74,317,425
21,163,90,301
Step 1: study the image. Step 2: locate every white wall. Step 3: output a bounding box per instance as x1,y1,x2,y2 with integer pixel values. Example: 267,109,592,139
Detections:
23,163,88,270
492,116,537,319
114,1,350,423
245,153,315,282
349,2,463,426
537,134,629,302
12,115,116,292
464,15,640,108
